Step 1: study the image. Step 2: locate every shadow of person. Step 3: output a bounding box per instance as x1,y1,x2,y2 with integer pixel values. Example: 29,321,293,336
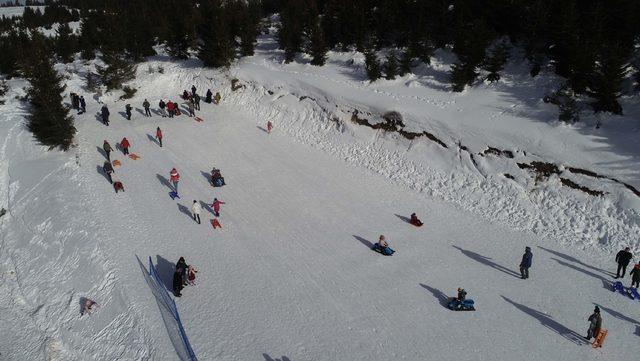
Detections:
96,165,111,182
95,112,104,124
353,235,374,248
257,126,268,133
147,134,160,146
200,200,214,215
263,354,291,361
200,171,212,185
156,173,173,190
452,245,520,278
395,214,410,224
79,296,88,316
593,303,640,325
419,283,450,307
551,258,610,284
155,255,176,291
96,146,107,159
501,295,588,345
118,111,128,119
538,246,614,277
136,108,145,116
177,203,193,219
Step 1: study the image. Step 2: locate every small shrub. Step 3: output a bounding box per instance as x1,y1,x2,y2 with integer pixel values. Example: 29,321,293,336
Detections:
119,86,137,100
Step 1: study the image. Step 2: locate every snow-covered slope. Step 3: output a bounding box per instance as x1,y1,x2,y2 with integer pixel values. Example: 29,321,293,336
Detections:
1,31,639,360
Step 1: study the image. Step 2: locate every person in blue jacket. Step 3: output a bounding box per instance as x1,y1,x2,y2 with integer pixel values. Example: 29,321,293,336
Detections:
519,246,533,279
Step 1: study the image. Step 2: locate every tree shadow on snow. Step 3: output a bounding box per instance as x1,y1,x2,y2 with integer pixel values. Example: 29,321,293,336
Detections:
452,245,520,278
395,214,411,224
147,134,160,146
593,303,640,325
155,255,176,291
257,125,268,133
501,295,588,345
263,354,291,361
538,246,614,277
177,203,193,220
157,174,173,191
419,283,450,308
353,235,374,249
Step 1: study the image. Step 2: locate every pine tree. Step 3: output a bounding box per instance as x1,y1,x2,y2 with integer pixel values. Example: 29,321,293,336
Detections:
55,22,75,63
308,21,327,66
123,0,156,61
384,52,398,80
24,34,76,150
589,44,629,115
483,41,509,82
166,0,195,59
198,0,234,68
278,0,305,63
364,49,381,81
97,51,137,91
398,50,413,76
238,0,261,57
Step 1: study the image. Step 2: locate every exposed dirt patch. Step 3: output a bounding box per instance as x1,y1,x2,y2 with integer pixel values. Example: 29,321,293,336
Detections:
350,110,447,148
482,147,514,158
560,178,604,196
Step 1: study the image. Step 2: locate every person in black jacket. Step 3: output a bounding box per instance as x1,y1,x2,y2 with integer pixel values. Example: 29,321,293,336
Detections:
125,104,132,120
615,247,633,279
519,247,533,279
176,257,189,286
173,268,184,297
103,161,114,183
629,262,640,288
205,89,212,103
101,105,110,126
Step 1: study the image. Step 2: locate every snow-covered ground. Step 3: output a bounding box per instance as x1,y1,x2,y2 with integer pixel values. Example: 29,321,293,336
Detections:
0,5,45,18
1,30,639,360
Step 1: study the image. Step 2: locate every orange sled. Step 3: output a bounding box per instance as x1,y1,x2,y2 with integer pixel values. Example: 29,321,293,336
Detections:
128,154,141,160
211,218,222,229
593,329,608,348
112,159,121,167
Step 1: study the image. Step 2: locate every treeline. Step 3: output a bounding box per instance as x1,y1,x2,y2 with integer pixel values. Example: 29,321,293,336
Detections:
275,0,640,116
0,0,45,7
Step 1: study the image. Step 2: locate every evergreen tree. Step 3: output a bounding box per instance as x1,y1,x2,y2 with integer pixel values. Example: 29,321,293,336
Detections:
198,0,234,68
588,44,629,115
97,51,137,91
166,0,195,59
278,0,305,62
24,34,76,150
364,49,381,81
398,50,413,76
123,0,156,61
77,10,97,60
384,52,398,80
238,0,261,57
308,20,327,66
55,22,75,63
483,41,509,82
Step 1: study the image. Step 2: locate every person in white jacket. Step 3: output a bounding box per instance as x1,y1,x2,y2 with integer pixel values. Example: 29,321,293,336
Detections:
191,200,202,224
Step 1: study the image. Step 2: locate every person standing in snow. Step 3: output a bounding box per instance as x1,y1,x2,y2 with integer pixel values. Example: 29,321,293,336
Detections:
267,120,273,134
120,137,131,155
214,92,221,104
519,246,533,279
103,160,114,183
167,101,175,118
79,96,86,114
615,247,633,279
169,168,180,193
205,89,212,103
585,306,602,340
194,93,201,110
191,85,197,97
630,262,640,288
173,268,184,297
101,105,110,126
211,198,225,217
191,200,202,224
125,104,132,120
156,127,163,147
187,99,195,117
159,99,167,117
143,99,151,117
176,257,189,286
103,140,113,161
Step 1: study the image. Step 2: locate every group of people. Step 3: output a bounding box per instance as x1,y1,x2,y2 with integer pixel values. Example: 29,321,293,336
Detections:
70,92,86,114
615,247,639,288
101,139,132,193
173,256,197,297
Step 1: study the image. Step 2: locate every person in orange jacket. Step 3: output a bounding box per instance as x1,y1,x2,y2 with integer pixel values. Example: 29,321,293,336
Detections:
211,198,225,217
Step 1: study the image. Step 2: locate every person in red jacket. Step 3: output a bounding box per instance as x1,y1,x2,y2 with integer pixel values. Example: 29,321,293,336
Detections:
166,101,175,118
156,127,163,147
211,198,225,217
267,120,273,134
169,168,180,193
113,181,125,193
120,137,131,155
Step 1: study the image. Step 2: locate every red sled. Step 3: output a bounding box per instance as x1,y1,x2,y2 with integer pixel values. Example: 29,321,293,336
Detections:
211,218,222,229
410,220,423,227
175,109,182,116
195,116,204,122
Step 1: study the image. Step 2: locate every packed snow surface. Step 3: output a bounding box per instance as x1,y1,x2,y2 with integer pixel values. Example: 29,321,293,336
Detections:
1,29,639,361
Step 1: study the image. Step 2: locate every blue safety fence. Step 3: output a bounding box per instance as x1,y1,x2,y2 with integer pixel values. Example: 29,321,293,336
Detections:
147,256,198,361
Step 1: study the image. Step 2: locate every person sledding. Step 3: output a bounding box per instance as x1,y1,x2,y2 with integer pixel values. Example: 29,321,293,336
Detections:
211,167,225,187
372,235,395,255
170,168,180,194
447,288,475,311
103,160,114,184
113,180,125,193
120,137,131,155
409,213,423,227
211,198,225,217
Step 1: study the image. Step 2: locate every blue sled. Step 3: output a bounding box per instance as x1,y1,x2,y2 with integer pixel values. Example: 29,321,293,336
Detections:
169,191,180,200
447,298,476,311
627,287,640,301
612,281,625,294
